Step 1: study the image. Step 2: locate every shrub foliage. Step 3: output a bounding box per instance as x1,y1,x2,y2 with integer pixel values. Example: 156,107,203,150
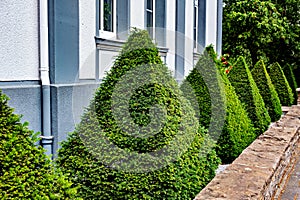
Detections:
251,60,282,121
57,29,220,199
217,73,256,163
282,64,298,104
269,62,294,106
0,90,77,199
228,56,271,134
182,48,256,163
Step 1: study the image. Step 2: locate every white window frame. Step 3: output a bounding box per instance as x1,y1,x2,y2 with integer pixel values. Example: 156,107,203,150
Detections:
146,0,156,39
194,0,199,52
99,0,117,39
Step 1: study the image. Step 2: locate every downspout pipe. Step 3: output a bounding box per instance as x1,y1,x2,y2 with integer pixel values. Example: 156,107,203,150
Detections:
216,0,223,57
39,0,53,157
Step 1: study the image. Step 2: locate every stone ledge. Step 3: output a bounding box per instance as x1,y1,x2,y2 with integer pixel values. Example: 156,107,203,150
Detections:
194,105,300,200
297,88,300,105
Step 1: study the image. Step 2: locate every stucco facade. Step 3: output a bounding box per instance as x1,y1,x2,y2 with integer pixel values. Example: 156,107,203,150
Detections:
0,0,222,156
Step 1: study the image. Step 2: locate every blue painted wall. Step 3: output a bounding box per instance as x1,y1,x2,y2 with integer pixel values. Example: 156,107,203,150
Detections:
1,84,42,134
48,0,80,84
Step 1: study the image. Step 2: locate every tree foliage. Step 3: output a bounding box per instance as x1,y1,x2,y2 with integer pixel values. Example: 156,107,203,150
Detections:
56,29,220,199
269,62,294,106
228,56,271,134
282,64,298,104
205,47,256,163
223,0,290,65
251,60,282,121
183,47,256,163
0,90,78,199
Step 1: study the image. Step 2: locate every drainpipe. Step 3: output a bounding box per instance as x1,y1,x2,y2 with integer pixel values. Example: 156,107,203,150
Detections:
216,0,223,57
39,0,53,157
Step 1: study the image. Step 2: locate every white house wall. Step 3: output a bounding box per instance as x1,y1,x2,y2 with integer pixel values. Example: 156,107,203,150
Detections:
79,0,96,79
184,0,195,77
165,0,176,76
0,0,39,81
130,0,145,29
205,0,218,48
99,50,118,79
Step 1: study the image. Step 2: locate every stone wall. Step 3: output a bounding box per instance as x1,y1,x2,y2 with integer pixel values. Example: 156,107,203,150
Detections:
194,104,300,200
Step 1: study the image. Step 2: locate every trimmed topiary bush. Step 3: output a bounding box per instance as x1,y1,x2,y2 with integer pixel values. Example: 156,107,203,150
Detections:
228,56,271,135
283,64,298,104
251,60,282,122
57,29,220,199
183,47,256,164
217,72,256,163
180,52,213,130
269,62,294,106
0,90,78,199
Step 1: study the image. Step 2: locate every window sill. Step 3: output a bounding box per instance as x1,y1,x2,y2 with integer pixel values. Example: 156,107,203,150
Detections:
95,37,169,56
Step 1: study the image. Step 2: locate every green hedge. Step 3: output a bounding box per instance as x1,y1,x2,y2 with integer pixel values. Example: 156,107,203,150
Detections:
0,90,78,199
228,56,271,134
269,62,294,106
181,48,256,163
57,29,220,199
251,60,282,121
283,64,298,104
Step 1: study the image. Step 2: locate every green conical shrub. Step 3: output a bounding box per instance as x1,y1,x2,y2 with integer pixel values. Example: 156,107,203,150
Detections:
56,29,220,199
251,60,282,121
269,62,294,106
283,64,298,104
183,47,256,163
0,90,78,199
217,72,256,163
180,51,215,130
228,56,271,134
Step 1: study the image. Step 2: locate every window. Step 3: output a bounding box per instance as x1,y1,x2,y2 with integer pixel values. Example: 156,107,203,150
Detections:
146,0,155,39
194,0,199,51
116,0,130,40
99,0,116,38
145,0,166,45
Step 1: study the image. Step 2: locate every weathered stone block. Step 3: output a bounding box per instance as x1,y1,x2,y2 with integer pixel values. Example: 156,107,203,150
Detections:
194,106,300,200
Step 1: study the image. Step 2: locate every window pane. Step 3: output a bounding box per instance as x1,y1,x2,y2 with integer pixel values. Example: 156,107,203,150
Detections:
104,0,113,32
147,11,153,37
147,0,153,10
147,12,153,27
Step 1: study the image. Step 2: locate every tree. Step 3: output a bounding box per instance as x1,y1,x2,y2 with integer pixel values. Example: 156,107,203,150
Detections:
282,64,298,104
269,0,300,67
181,47,256,163
223,0,290,66
269,62,294,106
56,29,220,199
251,60,282,121
228,56,271,134
0,90,77,199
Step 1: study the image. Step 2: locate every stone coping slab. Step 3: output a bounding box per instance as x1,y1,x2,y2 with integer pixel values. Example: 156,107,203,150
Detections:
194,106,300,200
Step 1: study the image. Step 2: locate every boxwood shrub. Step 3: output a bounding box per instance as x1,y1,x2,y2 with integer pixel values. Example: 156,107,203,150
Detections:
180,52,213,129
0,90,78,199
56,29,220,199
217,72,256,163
269,62,294,106
228,56,271,135
185,47,256,163
251,60,282,122
282,64,298,104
